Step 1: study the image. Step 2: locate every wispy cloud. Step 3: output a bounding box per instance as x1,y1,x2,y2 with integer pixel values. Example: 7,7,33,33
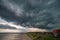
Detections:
2,0,24,17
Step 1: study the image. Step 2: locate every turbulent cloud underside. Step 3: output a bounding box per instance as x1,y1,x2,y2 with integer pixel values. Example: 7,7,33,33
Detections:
0,0,60,32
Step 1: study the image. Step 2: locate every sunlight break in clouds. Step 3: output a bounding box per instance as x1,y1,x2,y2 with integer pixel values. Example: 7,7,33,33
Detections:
0,18,26,30
28,28,48,32
0,17,25,29
0,17,48,32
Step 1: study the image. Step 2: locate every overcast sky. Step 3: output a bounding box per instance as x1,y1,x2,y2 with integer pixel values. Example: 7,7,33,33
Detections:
0,0,60,32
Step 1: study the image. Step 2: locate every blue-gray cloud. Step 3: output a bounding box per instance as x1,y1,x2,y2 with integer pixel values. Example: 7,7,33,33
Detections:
0,0,60,30
0,24,16,29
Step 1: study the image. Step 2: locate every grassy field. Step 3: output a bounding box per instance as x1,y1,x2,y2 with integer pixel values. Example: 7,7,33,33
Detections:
26,32,60,40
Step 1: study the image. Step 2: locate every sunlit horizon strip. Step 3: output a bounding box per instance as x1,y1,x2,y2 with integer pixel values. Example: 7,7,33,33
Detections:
0,17,48,32
0,22,48,32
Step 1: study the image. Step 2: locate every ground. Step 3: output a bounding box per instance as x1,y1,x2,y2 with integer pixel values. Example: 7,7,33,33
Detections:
0,33,32,40
26,32,60,40
0,32,60,40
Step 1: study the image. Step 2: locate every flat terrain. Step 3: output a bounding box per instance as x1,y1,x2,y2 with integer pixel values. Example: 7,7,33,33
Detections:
0,32,60,40
0,33,32,40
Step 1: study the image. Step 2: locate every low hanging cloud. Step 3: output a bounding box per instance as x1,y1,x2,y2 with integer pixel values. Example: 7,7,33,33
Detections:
0,0,60,32
0,17,25,29
0,17,48,32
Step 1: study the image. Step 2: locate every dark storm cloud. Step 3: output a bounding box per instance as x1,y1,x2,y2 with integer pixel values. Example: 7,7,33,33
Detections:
0,0,60,30
0,24,16,29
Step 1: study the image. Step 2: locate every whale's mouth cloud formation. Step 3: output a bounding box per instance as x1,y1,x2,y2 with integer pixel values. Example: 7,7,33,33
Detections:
0,0,60,32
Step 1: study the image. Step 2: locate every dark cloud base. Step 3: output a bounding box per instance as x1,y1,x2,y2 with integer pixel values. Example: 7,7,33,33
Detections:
0,24,16,29
0,0,60,30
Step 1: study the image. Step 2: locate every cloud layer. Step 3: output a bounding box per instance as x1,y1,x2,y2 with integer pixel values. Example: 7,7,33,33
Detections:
0,0,60,31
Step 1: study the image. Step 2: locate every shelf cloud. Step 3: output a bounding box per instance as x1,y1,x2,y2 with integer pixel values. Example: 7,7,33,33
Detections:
0,0,60,32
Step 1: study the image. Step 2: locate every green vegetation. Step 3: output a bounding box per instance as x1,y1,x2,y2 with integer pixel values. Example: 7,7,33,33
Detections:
44,34,60,40
26,32,60,40
26,32,44,40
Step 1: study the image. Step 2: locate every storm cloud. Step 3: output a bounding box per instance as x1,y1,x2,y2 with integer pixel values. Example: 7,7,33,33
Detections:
0,24,16,29
0,0,60,30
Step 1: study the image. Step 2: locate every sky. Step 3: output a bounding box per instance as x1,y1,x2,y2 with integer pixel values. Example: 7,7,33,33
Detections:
0,0,60,32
